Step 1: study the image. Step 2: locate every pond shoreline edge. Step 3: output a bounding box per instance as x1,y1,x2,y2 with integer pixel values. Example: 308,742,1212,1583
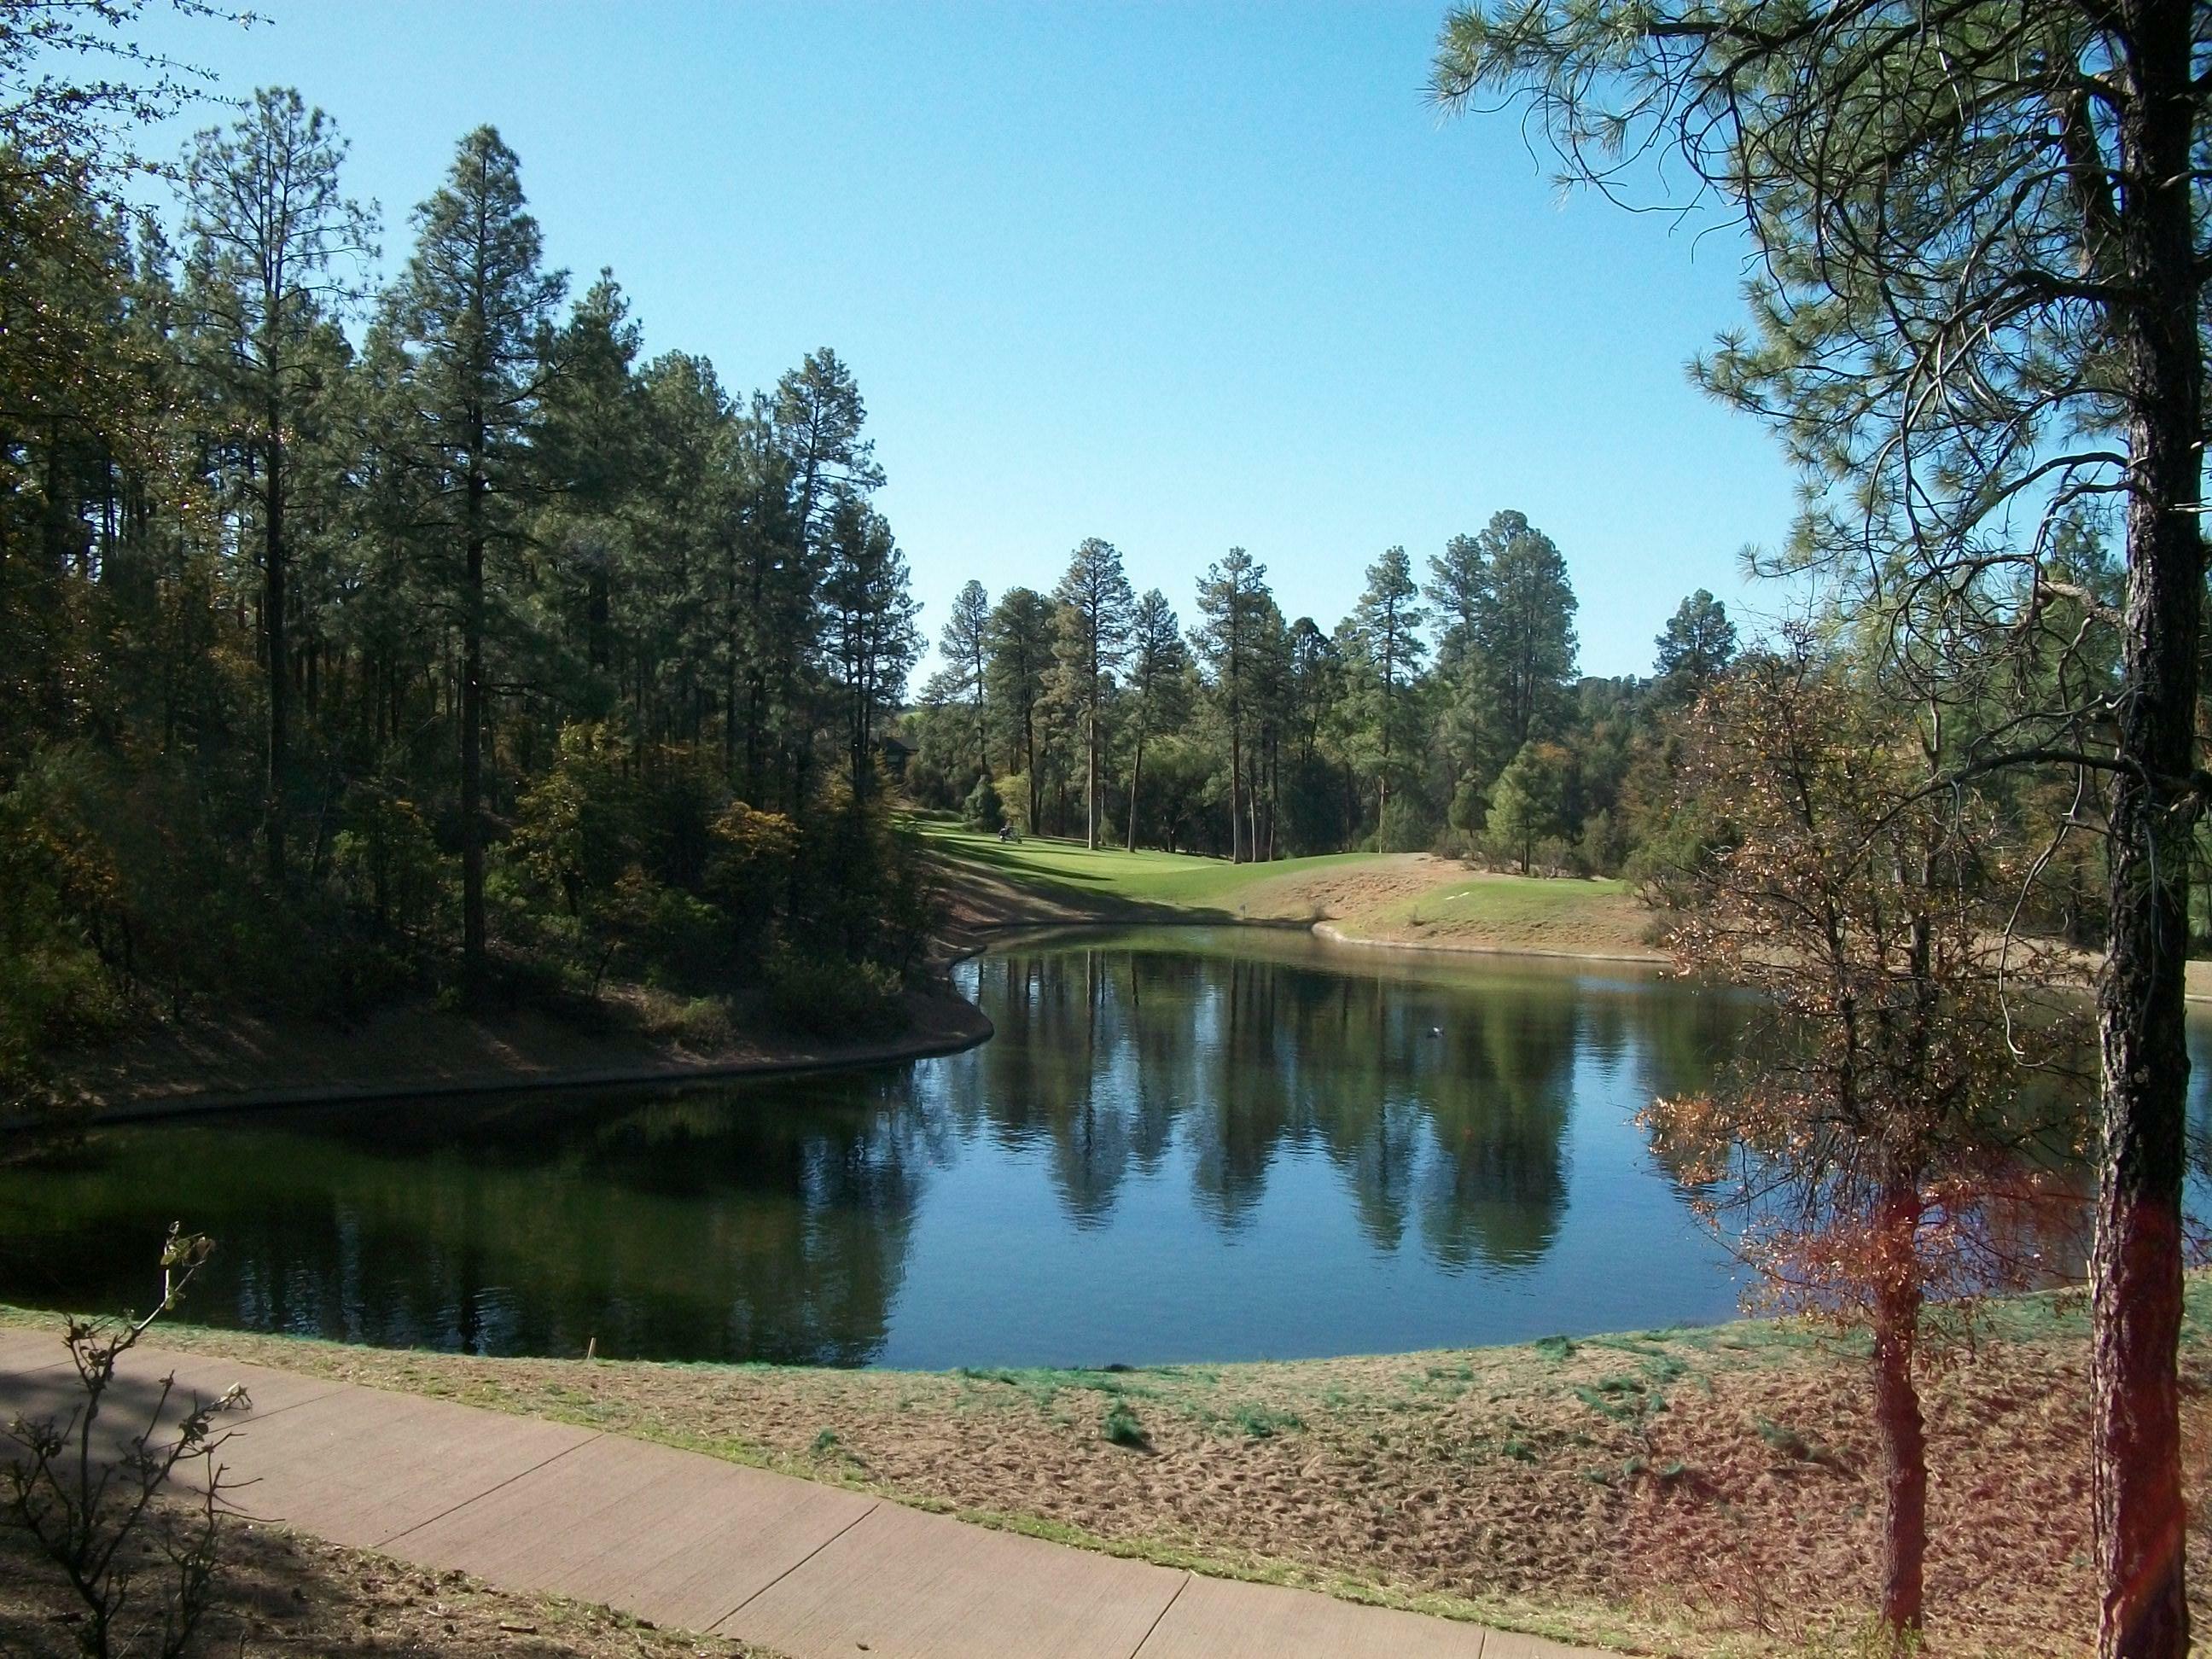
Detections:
15,917,1649,1126
27,911,2210,1127
15,974,996,1130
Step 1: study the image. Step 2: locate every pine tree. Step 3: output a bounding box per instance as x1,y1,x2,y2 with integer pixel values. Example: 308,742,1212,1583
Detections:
987,586,1055,833
824,499,921,796
1471,511,1577,764
179,87,376,883
1193,548,1270,862
1439,0,2206,1640
1350,545,1428,835
925,579,992,781
1122,588,1191,851
1051,538,1133,849
764,348,880,801
181,94,375,884
384,125,566,991
1653,589,1737,696
1427,531,1488,682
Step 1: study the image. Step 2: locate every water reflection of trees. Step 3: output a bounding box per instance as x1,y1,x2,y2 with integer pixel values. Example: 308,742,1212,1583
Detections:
0,1080,928,1366
1640,1004,2104,1295
0,935,1785,1364
968,934,1742,1272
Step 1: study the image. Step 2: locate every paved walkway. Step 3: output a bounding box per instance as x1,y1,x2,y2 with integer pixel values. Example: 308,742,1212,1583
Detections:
0,1328,1594,1658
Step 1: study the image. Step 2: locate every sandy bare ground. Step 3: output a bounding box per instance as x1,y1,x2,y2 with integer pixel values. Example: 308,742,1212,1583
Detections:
20,1289,2197,1657
1230,858,1663,960
1219,854,1456,920
0,1507,778,1657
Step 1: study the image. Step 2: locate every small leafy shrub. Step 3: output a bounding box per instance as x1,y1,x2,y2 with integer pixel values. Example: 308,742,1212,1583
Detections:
765,952,907,1039
963,772,1004,832
637,881,725,986
635,989,736,1051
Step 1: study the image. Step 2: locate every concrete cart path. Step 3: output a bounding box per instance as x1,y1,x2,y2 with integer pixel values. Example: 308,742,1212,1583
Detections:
0,1330,1598,1659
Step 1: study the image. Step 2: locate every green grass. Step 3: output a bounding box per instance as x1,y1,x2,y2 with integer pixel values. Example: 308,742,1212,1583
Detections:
1100,1398,1149,1447
1229,1404,1305,1439
916,821,1387,914
1367,875,1629,931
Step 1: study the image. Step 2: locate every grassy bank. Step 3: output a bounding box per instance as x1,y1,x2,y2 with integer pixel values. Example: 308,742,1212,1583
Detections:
920,821,1655,959
11,1284,2198,1656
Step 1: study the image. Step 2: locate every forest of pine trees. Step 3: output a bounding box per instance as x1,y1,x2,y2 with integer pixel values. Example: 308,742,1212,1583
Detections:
906,515,1738,871
2,71,936,1095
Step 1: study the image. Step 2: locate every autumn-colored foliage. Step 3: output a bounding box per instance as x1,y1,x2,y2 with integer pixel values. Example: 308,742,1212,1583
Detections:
1650,648,2091,1639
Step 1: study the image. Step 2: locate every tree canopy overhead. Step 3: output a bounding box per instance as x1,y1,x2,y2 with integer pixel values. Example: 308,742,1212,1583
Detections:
1436,0,2207,1649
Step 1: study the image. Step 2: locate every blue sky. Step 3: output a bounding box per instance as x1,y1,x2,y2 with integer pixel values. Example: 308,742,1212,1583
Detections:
131,0,1798,679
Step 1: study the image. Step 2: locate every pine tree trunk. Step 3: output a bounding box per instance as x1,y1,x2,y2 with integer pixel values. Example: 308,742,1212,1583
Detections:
2094,4,2201,1651
262,420,288,887
1248,754,1260,863
1025,701,1040,833
1126,724,1144,853
1229,719,1244,864
1086,695,1099,850
1873,1184,1927,1637
460,459,488,992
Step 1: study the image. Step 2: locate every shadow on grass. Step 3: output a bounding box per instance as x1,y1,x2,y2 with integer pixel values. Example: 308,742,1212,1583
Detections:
929,835,1126,890
925,832,1248,912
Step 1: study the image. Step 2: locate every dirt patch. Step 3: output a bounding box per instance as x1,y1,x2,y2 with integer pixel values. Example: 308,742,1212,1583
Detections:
25,1290,2200,1657
1222,854,1457,922
1243,857,1664,961
1320,889,1661,961
0,1508,777,1657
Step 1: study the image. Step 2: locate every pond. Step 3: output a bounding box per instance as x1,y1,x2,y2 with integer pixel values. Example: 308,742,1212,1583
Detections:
0,927,2168,1370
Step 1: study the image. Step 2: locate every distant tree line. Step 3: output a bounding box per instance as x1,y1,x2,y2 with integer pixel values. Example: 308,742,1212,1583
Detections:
906,520,1748,875
1,50,934,1095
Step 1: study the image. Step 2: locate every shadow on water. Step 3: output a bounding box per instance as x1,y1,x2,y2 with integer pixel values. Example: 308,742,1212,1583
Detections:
3,925,2169,1370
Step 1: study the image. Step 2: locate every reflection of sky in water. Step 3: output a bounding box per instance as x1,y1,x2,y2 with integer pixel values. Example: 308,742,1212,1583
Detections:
2188,1021,2212,1225
1,928,2172,1369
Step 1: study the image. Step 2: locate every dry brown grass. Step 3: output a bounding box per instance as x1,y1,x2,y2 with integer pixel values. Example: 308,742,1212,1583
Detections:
18,1284,2203,1656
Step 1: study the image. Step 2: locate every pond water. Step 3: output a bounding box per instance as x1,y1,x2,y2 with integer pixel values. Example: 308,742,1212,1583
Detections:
0,927,2174,1370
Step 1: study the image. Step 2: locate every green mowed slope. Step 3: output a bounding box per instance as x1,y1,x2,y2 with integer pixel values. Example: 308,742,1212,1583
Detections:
915,820,1384,913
